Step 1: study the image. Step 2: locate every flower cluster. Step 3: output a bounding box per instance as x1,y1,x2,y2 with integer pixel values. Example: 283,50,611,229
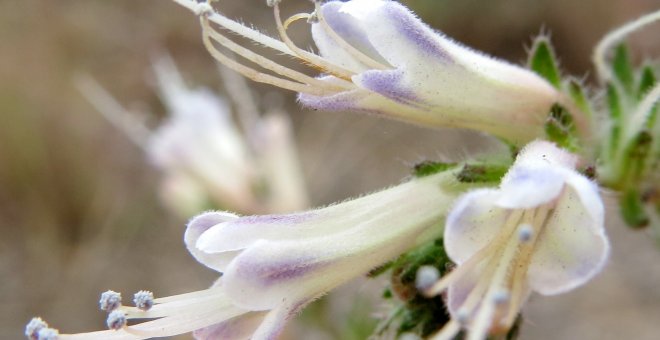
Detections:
27,0,660,339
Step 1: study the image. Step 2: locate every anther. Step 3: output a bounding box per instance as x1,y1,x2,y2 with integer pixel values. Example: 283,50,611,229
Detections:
493,290,511,305
25,317,48,340
518,224,534,243
194,2,214,16
106,310,127,330
456,309,471,324
133,290,155,311
307,11,319,24
99,290,122,312
415,265,440,292
266,0,281,7
36,328,59,340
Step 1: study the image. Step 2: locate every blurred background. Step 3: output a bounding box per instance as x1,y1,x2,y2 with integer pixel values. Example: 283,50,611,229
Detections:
1,0,660,339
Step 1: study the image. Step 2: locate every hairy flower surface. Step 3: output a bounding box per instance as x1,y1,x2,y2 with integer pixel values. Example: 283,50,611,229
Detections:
171,0,562,145
425,141,609,340
31,171,462,339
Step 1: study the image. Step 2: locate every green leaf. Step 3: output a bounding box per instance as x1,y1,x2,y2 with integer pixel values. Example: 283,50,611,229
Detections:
637,65,657,99
455,163,508,183
612,44,635,95
412,161,457,178
607,83,623,156
544,103,579,152
620,189,649,229
621,130,653,185
568,79,592,118
528,37,562,89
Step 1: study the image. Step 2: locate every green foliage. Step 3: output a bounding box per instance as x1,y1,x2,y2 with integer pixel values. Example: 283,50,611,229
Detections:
568,79,593,118
612,44,635,95
637,65,657,99
456,164,509,183
544,103,579,152
620,189,650,229
606,83,623,157
387,239,452,337
413,160,458,178
528,37,562,89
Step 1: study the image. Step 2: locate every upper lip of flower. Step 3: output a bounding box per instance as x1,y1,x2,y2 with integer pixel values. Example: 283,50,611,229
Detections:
171,0,562,145
423,141,609,340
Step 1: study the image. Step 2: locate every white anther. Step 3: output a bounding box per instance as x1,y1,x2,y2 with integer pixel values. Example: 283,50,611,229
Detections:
25,317,48,340
194,2,214,16
456,309,470,324
266,0,281,7
518,224,534,243
415,265,440,292
99,290,122,312
106,310,127,330
133,290,155,311
493,290,511,305
36,328,59,340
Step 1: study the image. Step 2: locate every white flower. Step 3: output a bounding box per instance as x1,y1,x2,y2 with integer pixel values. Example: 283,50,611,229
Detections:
171,0,561,145
424,141,609,340
77,56,309,215
35,171,461,339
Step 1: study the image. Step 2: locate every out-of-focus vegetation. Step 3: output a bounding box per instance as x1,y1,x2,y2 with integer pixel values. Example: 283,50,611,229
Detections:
1,1,659,339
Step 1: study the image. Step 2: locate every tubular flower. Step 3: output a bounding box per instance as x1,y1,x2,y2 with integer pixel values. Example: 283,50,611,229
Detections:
29,171,462,339
171,0,562,145
78,56,308,215
424,141,609,340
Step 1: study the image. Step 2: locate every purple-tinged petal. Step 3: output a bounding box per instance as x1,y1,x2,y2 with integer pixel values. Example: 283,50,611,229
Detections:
444,189,508,264
528,186,609,295
193,311,267,340
185,211,240,272
311,1,387,73
496,166,566,209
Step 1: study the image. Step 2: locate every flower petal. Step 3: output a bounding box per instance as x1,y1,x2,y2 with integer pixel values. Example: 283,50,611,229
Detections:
311,1,386,73
444,189,508,264
185,211,241,272
193,312,268,340
250,300,310,340
527,184,609,295
497,165,566,209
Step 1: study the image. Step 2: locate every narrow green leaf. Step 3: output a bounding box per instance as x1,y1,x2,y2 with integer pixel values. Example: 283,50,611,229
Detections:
612,44,635,95
620,189,650,229
412,161,457,178
528,37,562,89
544,103,579,151
621,130,653,185
637,65,657,99
607,84,623,156
456,164,508,183
568,79,592,118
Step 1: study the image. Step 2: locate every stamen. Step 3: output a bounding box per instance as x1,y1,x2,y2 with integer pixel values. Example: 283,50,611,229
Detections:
517,224,534,242
99,290,123,312
199,16,331,96
415,265,440,292
424,210,524,296
593,9,660,83
272,3,356,80
492,290,511,305
171,0,297,57
133,291,154,311
202,19,352,93
502,207,551,328
36,328,59,340
106,310,127,331
25,317,48,340
313,1,391,71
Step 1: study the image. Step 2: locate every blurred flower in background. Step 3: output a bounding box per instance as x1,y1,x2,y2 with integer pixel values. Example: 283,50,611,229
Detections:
77,56,309,216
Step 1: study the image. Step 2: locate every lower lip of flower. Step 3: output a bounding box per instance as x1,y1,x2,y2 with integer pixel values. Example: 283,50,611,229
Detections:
425,204,552,339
